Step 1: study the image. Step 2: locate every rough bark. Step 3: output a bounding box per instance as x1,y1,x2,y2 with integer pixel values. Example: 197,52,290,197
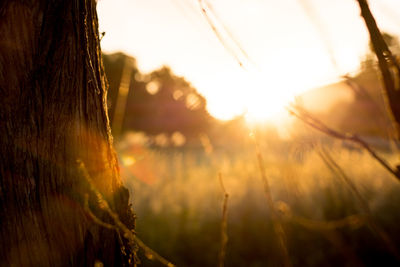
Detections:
0,1,135,266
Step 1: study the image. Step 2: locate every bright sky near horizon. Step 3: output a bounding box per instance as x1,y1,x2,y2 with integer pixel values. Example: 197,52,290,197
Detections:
97,0,400,121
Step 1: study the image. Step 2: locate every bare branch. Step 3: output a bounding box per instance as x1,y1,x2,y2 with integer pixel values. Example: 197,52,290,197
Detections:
218,172,229,267
315,147,400,259
288,105,400,181
356,0,400,140
77,160,175,267
197,0,254,69
251,134,292,267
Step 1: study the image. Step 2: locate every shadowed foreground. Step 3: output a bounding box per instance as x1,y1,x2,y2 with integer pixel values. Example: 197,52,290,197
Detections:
0,1,135,265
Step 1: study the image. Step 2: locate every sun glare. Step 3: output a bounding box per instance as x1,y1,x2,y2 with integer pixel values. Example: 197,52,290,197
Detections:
98,0,400,125
205,80,295,124
204,49,335,124
205,77,298,123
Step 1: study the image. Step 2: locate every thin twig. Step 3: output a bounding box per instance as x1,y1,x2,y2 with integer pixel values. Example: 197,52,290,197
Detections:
288,105,400,180
197,0,245,68
218,172,229,267
84,193,116,230
315,148,400,259
77,160,175,267
300,215,365,267
277,204,365,265
297,0,339,71
317,147,370,213
356,0,400,140
342,74,399,151
289,104,400,257
252,135,292,267
277,200,366,231
292,214,366,231
203,0,257,67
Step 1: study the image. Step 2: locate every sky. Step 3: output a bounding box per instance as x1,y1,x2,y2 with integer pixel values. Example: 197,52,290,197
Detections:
97,0,400,121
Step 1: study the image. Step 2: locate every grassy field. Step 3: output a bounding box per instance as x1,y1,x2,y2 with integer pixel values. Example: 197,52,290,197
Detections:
117,130,400,266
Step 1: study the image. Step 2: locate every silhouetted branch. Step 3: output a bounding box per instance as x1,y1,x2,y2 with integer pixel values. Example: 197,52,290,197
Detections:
78,160,175,267
288,105,400,181
342,74,384,115
341,74,399,146
297,0,339,71
277,201,364,265
197,0,246,68
218,172,229,267
356,0,400,140
203,0,256,67
317,147,371,213
315,147,400,259
251,134,292,267
84,193,116,230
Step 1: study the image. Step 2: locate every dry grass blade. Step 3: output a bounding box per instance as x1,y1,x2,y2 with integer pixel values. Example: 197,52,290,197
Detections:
277,200,366,231
343,74,400,154
288,105,400,257
218,172,229,267
112,58,133,139
293,214,365,231
197,0,245,68
203,0,256,67
252,135,292,267
278,202,365,266
299,215,365,267
83,193,116,230
77,160,175,267
356,0,400,140
288,105,400,181
317,147,370,212
297,0,339,71
315,148,400,259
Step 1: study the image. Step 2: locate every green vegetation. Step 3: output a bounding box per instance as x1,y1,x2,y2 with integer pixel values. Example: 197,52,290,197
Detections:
118,131,400,266
104,30,400,266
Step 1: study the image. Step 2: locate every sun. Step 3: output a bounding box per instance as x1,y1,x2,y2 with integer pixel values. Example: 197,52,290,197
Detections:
205,84,294,124
201,41,355,124
205,82,295,123
243,95,292,123
204,64,316,124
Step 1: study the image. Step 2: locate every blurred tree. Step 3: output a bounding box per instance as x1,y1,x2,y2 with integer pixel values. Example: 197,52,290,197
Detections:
361,32,400,72
103,53,213,145
308,32,400,140
0,1,134,266
103,52,139,132
336,30,400,142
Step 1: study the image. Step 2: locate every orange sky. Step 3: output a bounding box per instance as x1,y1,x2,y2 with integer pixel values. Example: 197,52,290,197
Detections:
97,0,400,121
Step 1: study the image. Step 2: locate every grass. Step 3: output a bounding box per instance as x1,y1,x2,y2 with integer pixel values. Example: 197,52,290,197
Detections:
118,131,400,266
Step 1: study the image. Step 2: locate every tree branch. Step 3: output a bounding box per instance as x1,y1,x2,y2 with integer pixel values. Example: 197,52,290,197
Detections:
356,0,400,140
288,105,400,181
78,160,175,267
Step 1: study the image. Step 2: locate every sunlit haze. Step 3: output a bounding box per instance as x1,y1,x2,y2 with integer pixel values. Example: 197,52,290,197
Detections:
97,0,400,122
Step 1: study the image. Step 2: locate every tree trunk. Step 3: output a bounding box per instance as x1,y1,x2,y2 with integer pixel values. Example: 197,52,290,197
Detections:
0,1,135,266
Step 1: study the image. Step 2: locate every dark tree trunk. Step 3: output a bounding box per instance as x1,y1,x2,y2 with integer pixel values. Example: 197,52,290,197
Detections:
0,1,135,266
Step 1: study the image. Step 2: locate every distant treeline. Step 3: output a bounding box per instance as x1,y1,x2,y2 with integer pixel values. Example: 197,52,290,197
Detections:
103,35,400,148
103,52,262,150
305,33,400,140
103,52,214,146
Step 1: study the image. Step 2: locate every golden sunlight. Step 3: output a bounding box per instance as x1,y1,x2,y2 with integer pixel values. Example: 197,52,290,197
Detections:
5,0,400,266
205,47,338,123
98,0,400,123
